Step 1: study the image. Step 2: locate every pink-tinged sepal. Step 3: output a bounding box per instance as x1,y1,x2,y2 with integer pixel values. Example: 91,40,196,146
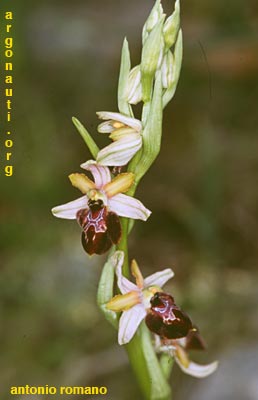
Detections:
51,195,88,220
145,292,193,339
108,193,151,221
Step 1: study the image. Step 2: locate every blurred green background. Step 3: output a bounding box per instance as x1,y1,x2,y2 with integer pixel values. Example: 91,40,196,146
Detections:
1,0,258,399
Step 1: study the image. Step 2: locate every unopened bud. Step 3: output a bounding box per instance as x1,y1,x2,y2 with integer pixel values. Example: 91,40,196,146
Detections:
163,0,180,50
141,18,165,102
125,65,142,105
142,0,164,44
162,29,183,108
161,50,174,89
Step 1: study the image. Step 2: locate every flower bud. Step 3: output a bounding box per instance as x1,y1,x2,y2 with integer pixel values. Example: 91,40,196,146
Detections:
162,29,183,109
161,50,174,89
125,65,142,105
129,71,163,182
163,0,180,50
141,19,165,102
142,0,164,44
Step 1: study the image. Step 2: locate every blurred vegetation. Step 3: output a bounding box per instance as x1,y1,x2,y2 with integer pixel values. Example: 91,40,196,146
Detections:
0,0,258,399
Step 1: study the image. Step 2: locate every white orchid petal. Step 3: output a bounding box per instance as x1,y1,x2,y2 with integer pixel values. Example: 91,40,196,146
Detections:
51,195,88,219
97,120,115,133
127,65,141,94
97,111,142,132
116,261,138,294
118,304,146,345
144,268,174,288
126,65,142,105
80,160,111,188
96,135,142,166
128,84,142,105
175,356,218,378
109,193,151,221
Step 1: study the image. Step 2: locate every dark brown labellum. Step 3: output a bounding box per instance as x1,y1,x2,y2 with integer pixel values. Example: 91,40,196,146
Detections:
76,200,121,255
145,292,193,339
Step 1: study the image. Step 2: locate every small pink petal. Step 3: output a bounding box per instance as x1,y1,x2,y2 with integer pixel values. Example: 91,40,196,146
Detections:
144,268,174,288
51,195,88,219
108,193,151,221
118,304,146,345
80,160,111,188
116,261,138,295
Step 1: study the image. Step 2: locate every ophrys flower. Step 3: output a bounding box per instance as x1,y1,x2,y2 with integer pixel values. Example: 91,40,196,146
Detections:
52,161,151,255
106,253,174,344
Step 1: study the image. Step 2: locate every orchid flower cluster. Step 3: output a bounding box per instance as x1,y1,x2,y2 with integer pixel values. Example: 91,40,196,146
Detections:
52,1,218,399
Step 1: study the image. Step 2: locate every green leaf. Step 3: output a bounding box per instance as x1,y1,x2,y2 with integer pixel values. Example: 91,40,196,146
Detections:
118,38,133,117
72,117,99,159
97,250,124,328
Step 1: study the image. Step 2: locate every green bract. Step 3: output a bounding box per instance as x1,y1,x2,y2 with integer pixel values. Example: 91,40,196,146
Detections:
118,38,132,117
72,116,99,159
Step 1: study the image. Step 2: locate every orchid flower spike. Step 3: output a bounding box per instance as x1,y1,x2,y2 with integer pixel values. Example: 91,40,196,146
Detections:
147,292,218,378
96,112,143,167
52,161,151,255
106,254,174,345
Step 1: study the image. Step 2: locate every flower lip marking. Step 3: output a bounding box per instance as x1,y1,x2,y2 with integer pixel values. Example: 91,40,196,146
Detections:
77,201,121,255
145,292,193,339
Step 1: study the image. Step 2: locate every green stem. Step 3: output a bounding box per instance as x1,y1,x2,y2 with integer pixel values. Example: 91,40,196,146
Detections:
116,217,129,276
126,326,171,400
160,354,174,380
